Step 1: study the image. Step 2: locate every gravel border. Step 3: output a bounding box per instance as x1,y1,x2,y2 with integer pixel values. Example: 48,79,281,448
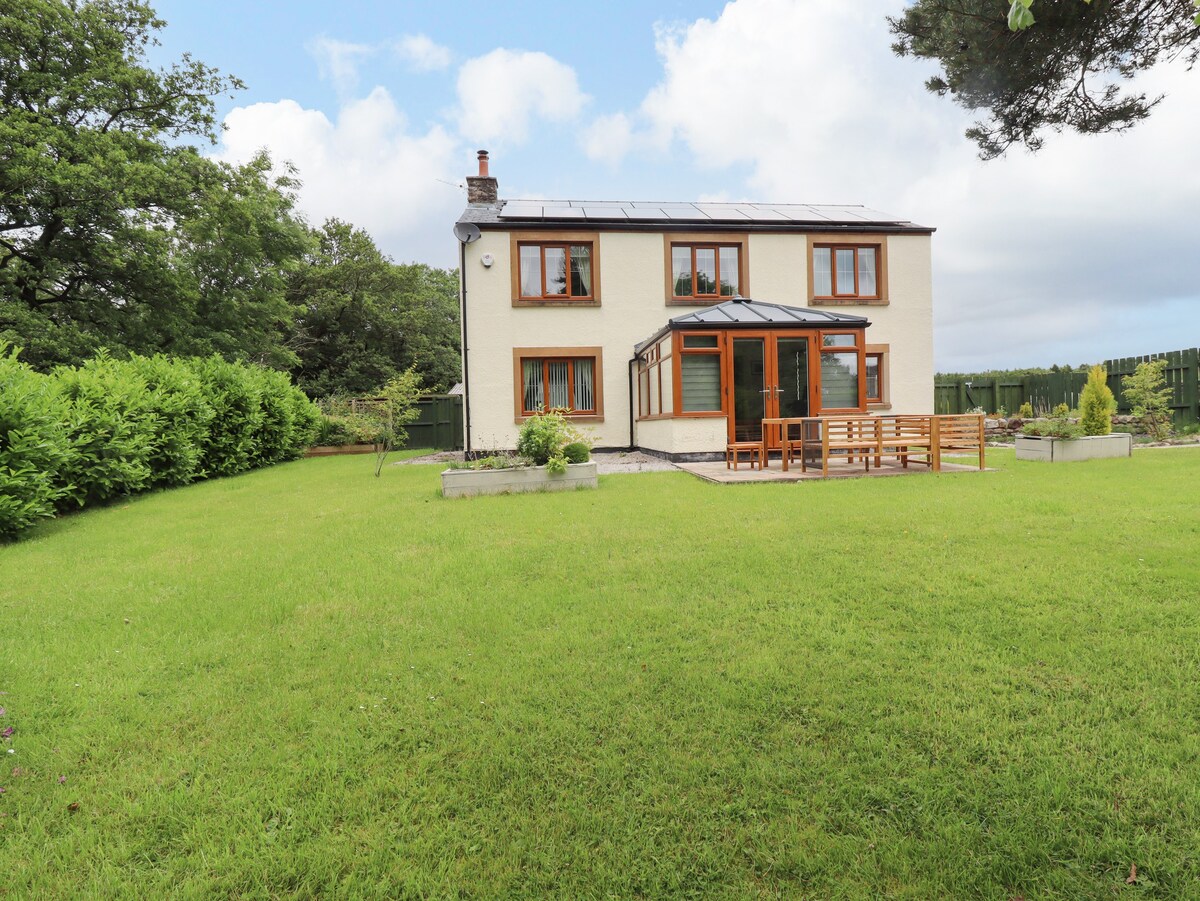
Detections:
396,449,678,474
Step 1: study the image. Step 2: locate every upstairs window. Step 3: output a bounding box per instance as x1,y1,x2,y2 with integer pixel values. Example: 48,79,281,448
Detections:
518,243,594,300
671,244,740,299
812,245,879,299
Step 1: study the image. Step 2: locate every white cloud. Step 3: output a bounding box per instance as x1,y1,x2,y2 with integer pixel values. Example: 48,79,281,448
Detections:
216,89,465,266
582,113,634,166
588,0,1200,371
456,49,589,145
307,36,374,96
395,34,452,72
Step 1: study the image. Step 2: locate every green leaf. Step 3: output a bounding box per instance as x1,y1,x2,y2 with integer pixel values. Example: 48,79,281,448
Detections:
1008,0,1036,31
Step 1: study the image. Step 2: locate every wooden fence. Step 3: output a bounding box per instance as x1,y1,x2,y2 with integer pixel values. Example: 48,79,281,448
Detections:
407,394,464,451
935,347,1200,425
347,393,463,450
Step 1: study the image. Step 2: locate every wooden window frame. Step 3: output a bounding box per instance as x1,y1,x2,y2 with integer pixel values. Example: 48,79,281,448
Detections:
637,338,672,421
865,346,888,407
807,235,888,306
816,329,867,413
663,233,749,305
672,330,726,417
510,231,601,307
512,347,604,422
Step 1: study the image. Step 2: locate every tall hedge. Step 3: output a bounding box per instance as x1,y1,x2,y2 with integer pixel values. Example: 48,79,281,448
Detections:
54,352,159,508
0,344,74,538
126,354,215,487
0,347,321,539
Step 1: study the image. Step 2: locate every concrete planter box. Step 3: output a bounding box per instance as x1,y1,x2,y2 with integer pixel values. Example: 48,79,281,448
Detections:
441,462,598,498
1015,433,1132,462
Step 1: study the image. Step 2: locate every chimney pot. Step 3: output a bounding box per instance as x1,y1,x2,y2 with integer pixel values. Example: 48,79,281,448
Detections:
477,150,489,177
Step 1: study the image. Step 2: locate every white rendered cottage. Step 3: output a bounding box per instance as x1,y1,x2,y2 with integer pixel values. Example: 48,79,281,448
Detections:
454,152,935,460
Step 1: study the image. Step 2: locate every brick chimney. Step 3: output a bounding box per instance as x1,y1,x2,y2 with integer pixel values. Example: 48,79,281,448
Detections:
466,150,498,205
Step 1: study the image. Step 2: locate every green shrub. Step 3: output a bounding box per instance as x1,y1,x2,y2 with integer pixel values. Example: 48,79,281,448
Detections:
247,367,321,466
516,409,592,466
0,343,75,538
188,356,264,477
54,352,159,508
1078,365,1116,436
1122,358,1173,441
563,441,590,464
516,410,568,465
315,395,387,447
1018,401,1033,419
314,412,383,446
124,354,214,487
2,347,318,537
1021,419,1082,439
1022,401,1082,439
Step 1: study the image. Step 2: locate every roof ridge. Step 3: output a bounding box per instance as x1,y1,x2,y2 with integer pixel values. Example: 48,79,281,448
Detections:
500,198,871,208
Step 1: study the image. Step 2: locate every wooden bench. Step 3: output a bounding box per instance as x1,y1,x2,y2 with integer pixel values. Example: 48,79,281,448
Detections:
931,413,986,471
876,415,935,469
726,441,764,471
799,416,881,477
768,414,985,477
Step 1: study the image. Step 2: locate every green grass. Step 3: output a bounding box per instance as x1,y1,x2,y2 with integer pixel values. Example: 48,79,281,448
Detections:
2,448,1199,898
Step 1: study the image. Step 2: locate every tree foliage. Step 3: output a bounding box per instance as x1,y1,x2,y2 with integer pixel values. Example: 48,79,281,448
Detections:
287,219,460,397
0,0,309,369
1122,358,1174,440
1078,364,1116,435
889,0,1200,158
1,1,460,394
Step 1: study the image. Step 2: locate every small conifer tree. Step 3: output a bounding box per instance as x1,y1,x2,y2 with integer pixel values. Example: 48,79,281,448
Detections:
1122,359,1173,441
1078,365,1115,435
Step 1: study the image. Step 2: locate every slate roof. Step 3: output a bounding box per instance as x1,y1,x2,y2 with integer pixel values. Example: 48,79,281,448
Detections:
459,199,931,233
635,299,870,354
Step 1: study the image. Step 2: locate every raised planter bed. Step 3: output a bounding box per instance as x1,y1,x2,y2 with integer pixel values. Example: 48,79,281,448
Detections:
1015,433,1132,462
441,462,598,498
305,444,378,457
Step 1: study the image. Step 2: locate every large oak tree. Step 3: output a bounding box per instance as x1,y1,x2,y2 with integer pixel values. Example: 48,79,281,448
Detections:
0,0,309,368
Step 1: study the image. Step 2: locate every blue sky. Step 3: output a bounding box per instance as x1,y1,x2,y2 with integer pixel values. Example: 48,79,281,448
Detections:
147,0,1200,372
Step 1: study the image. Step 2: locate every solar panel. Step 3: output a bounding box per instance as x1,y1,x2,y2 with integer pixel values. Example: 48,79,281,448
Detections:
777,205,832,222
817,205,873,222
582,207,628,220
741,205,789,221
497,202,543,219
624,206,665,220
694,204,751,221
541,206,585,219
661,206,706,220
632,201,692,209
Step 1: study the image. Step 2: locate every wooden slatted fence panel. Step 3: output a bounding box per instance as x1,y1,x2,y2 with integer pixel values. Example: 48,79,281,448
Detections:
1104,348,1199,426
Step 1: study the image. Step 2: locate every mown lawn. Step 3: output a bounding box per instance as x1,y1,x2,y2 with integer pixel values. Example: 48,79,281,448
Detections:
2,448,1199,899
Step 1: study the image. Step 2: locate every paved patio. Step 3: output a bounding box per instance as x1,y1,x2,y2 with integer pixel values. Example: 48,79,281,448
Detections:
677,454,990,484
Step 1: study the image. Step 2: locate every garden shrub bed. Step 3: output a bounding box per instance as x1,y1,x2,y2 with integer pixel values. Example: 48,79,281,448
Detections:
0,344,319,539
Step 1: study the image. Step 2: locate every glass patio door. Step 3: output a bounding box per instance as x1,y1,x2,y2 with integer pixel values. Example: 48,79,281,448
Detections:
774,336,810,420
729,334,813,445
730,337,767,442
